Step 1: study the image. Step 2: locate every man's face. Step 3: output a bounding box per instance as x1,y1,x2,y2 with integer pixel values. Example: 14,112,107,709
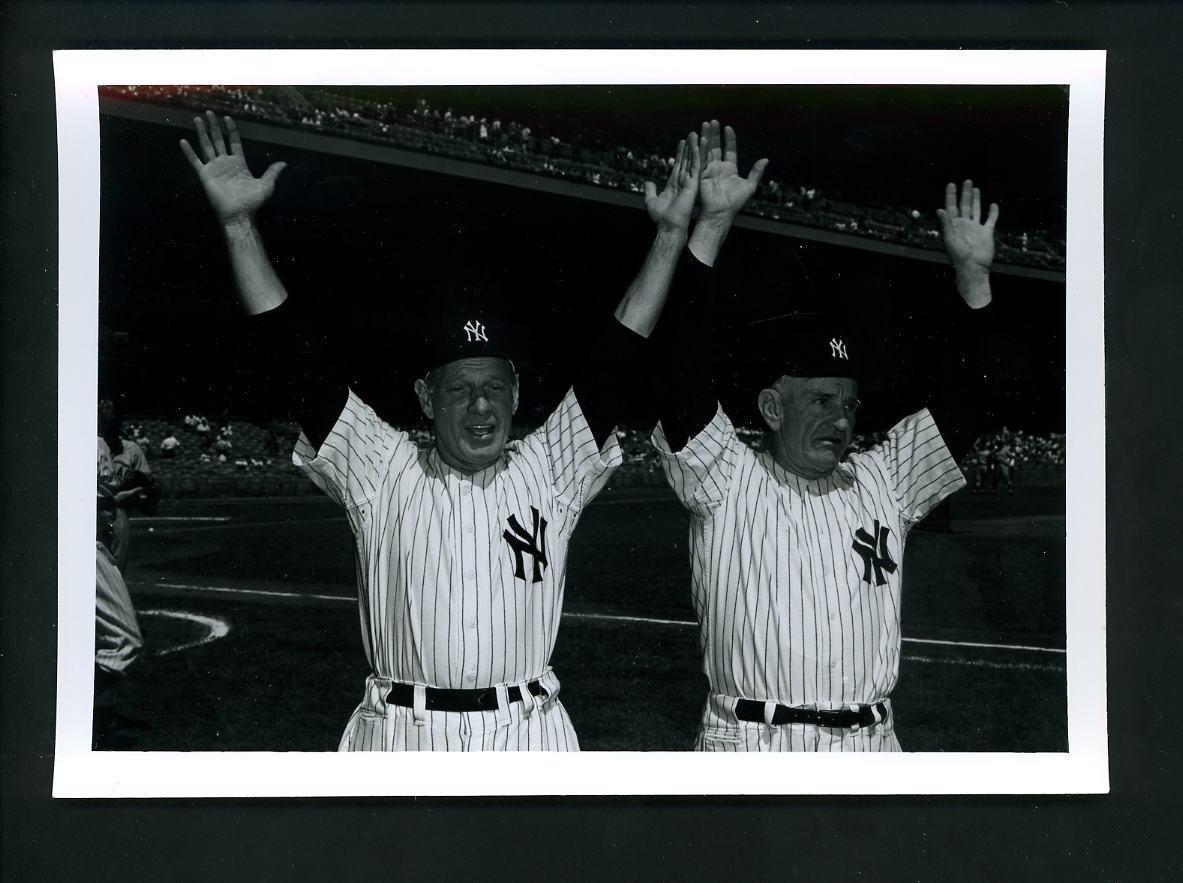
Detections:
414,357,519,474
759,376,859,479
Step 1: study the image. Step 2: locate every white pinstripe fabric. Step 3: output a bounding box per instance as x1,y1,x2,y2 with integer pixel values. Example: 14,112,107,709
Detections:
294,387,621,751
655,406,965,751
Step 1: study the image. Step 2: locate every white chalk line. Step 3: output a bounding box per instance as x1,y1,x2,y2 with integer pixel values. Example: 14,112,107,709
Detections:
138,497,677,533
141,581,357,605
134,582,1064,660
139,608,231,656
139,516,345,534
902,654,1063,673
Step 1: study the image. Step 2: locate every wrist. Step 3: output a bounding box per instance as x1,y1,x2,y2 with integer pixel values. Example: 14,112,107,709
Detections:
695,213,735,235
955,264,992,309
653,227,689,251
220,213,258,239
687,216,732,267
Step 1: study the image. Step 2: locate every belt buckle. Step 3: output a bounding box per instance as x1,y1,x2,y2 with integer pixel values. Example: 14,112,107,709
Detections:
845,703,863,733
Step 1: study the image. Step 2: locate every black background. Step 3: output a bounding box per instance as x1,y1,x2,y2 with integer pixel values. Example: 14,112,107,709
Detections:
3,3,1180,880
97,87,1066,432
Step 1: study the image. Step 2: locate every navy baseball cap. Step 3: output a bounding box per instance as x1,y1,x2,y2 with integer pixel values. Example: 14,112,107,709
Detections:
739,312,861,385
417,305,526,376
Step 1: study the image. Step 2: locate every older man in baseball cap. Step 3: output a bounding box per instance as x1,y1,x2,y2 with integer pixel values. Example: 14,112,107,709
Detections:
182,110,712,751
651,143,999,750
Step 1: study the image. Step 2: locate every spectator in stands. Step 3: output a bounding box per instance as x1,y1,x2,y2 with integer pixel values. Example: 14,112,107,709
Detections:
159,428,181,459
963,444,987,491
993,441,1014,492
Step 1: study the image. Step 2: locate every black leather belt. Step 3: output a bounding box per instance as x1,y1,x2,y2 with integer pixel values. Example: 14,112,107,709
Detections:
734,699,888,729
384,680,547,713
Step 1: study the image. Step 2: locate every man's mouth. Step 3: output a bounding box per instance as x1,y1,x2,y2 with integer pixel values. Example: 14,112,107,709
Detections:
815,436,845,450
466,423,496,441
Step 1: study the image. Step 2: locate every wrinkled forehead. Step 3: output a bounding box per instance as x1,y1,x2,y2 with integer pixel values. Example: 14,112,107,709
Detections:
780,375,860,398
429,356,517,386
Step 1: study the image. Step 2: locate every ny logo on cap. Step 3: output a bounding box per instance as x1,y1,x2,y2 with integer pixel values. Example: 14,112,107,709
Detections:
829,337,849,360
463,319,489,343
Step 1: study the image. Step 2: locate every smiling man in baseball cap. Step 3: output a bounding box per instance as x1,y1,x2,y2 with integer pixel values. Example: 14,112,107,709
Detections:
182,110,708,751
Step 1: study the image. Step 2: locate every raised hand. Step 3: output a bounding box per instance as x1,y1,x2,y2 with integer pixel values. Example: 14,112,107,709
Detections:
937,180,999,308
697,120,769,224
643,132,701,234
180,111,286,226
938,180,999,274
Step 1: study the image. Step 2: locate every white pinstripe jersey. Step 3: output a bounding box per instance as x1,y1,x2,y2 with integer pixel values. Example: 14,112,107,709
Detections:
655,405,965,708
293,387,621,690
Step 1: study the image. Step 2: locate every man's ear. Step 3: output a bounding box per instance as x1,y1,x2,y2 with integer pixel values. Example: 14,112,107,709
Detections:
511,374,520,416
757,387,782,431
413,378,434,420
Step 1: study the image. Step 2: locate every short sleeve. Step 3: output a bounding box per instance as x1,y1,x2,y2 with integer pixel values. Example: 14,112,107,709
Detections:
292,388,417,510
126,441,150,475
652,404,738,518
874,407,967,524
529,386,623,512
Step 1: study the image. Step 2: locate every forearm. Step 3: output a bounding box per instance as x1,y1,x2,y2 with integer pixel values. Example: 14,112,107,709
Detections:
651,249,720,451
613,228,688,338
222,217,289,316
247,298,348,451
573,318,650,448
926,301,997,462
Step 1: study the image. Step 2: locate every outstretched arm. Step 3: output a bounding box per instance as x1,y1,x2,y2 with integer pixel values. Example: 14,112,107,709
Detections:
181,112,344,449
180,111,289,315
656,121,769,451
613,131,701,337
576,130,703,447
928,179,1001,460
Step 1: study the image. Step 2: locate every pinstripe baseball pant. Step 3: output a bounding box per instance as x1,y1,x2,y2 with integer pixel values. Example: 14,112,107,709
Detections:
695,692,902,752
339,669,579,751
95,542,143,674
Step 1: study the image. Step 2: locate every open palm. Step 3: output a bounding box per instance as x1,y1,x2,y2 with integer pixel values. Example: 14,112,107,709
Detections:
180,111,286,225
644,133,700,233
698,120,768,221
937,179,998,274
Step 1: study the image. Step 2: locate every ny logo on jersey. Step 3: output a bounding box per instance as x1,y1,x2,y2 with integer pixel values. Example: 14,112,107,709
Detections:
829,337,849,360
852,519,897,586
463,319,489,342
503,506,548,583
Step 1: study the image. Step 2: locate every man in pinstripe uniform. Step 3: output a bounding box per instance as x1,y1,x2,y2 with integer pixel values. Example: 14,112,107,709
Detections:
181,111,708,750
653,164,999,750
96,434,145,681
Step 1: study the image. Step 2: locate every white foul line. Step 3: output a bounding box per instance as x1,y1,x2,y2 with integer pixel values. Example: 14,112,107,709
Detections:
139,608,231,656
901,636,1065,655
141,581,358,605
133,581,1064,657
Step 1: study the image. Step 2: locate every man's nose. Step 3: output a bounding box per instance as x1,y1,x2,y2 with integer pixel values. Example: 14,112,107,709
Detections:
469,392,491,412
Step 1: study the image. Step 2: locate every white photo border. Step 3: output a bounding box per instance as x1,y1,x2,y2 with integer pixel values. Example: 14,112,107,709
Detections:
53,48,1107,797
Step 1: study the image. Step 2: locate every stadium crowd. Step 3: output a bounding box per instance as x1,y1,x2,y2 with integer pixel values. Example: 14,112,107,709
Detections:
125,407,1064,496
101,84,1064,271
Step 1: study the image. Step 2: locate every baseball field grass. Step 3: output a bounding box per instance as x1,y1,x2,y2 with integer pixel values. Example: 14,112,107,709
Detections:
95,482,1067,752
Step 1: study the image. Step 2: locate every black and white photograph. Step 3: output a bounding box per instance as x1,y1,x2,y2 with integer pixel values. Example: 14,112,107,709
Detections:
53,50,1106,796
